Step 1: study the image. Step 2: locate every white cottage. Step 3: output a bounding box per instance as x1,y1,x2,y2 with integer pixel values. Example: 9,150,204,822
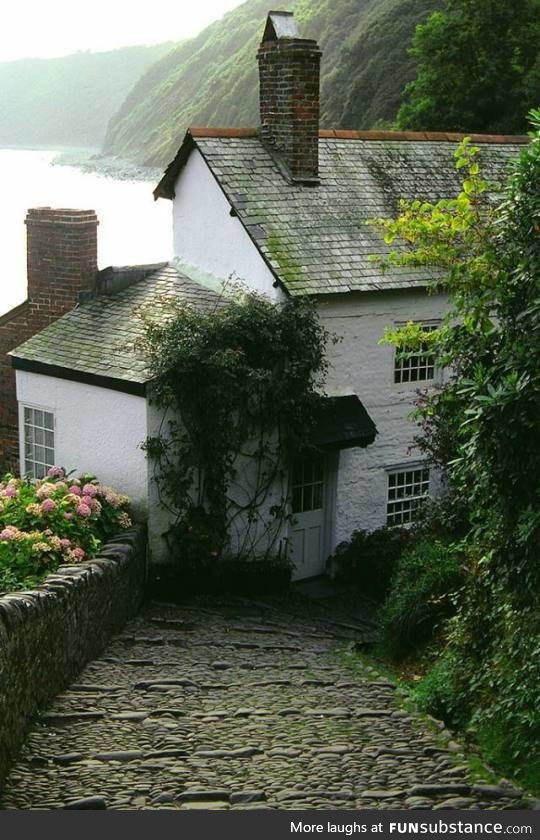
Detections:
9,12,525,579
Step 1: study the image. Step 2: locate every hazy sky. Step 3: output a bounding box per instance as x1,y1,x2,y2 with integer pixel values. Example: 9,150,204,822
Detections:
0,0,246,62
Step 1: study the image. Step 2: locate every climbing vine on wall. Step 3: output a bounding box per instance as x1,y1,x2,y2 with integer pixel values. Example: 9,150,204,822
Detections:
139,287,331,569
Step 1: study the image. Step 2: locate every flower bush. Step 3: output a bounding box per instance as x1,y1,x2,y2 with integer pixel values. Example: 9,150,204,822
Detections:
0,467,132,594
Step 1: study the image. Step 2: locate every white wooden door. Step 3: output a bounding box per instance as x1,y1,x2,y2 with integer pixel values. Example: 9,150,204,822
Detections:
290,454,327,580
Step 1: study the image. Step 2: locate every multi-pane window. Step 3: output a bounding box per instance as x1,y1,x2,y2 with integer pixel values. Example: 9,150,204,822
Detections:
387,467,430,526
394,322,438,384
23,406,55,479
292,456,324,513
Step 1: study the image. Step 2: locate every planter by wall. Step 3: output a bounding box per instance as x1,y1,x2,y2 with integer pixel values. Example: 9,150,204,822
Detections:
0,526,146,789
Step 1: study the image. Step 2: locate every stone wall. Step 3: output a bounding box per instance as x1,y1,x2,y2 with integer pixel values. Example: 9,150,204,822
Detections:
0,526,146,789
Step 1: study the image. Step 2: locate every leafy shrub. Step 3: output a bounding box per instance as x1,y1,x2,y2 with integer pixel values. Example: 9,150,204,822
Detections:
0,467,132,594
329,527,414,601
370,126,540,791
141,289,330,570
413,650,465,726
380,538,465,659
414,606,540,794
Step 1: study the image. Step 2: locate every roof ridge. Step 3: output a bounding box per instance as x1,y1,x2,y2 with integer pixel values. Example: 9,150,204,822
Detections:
188,126,529,144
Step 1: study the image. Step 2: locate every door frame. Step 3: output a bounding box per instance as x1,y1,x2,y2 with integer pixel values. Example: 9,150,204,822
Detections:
288,449,339,580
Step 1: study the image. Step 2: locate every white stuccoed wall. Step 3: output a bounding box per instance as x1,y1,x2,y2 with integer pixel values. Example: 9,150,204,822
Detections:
15,371,149,516
172,149,284,301
318,288,449,546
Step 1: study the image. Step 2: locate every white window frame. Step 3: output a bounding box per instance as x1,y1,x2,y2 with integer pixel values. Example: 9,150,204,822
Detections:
393,320,440,387
386,464,431,527
20,404,56,480
291,454,325,514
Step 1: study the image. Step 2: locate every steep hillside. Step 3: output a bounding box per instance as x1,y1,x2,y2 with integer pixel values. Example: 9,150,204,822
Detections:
104,0,443,167
0,43,173,149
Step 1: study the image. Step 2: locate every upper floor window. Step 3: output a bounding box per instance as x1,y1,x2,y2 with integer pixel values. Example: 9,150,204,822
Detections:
387,466,430,526
23,406,55,480
394,321,439,384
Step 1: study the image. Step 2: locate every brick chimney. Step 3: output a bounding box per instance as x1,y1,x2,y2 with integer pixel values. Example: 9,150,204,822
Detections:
257,11,321,183
25,207,99,325
0,207,98,472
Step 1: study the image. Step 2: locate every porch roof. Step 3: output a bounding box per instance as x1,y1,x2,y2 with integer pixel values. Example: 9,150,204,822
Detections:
314,395,377,449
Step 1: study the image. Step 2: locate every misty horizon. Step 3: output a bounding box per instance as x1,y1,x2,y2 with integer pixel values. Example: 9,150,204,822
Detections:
0,0,246,62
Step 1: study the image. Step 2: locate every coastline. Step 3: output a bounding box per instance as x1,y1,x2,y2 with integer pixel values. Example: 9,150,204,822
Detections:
0,143,161,183
52,148,162,183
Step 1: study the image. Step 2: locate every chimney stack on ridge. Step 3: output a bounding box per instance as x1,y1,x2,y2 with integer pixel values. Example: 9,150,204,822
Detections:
257,11,321,183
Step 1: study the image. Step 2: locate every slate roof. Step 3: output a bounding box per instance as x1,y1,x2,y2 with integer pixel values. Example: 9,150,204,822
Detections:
155,129,527,297
10,264,227,389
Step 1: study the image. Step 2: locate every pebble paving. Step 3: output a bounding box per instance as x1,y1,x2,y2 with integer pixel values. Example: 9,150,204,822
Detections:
0,597,528,810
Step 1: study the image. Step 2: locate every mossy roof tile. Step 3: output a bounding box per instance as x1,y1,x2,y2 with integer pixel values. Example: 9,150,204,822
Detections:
11,264,226,384
166,134,526,296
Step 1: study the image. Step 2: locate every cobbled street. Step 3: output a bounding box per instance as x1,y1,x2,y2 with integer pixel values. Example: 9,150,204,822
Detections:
0,597,527,810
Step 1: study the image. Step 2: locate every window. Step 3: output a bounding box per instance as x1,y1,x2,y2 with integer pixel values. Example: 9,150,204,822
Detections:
292,455,324,513
23,406,55,479
387,466,430,526
394,322,438,384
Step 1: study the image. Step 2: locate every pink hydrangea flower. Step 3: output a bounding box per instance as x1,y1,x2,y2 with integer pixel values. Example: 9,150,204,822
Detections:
59,538,71,550
90,498,102,514
0,526,18,541
69,485,82,496
81,495,93,507
105,491,121,509
40,499,57,513
64,512,74,521
76,503,92,518
82,484,98,497
72,547,85,561
47,466,65,479
2,486,16,499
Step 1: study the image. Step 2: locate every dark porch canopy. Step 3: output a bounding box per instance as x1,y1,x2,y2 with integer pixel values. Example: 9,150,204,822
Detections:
313,395,377,450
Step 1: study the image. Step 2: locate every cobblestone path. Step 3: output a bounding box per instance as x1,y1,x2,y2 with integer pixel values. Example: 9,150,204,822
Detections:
1,598,527,810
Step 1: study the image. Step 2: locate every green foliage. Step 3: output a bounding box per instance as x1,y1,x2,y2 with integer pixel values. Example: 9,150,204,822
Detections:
369,113,540,791
103,0,442,166
0,44,172,149
0,469,132,594
415,603,540,793
380,538,464,660
413,650,464,724
398,0,540,133
140,288,329,570
329,526,414,601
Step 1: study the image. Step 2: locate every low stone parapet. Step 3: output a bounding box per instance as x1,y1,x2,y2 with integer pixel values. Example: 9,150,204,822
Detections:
0,526,146,789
